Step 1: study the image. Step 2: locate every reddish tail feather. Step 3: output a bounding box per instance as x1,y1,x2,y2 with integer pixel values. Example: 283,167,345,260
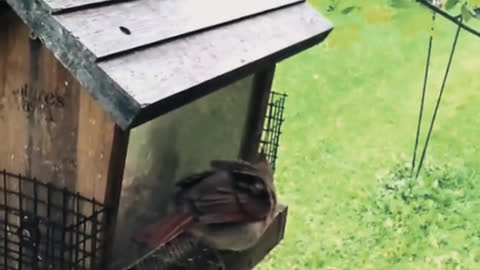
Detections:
135,213,195,248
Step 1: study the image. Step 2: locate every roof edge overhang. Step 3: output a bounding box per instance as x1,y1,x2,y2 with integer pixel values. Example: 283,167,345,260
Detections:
5,0,141,129
4,0,333,130
130,27,332,129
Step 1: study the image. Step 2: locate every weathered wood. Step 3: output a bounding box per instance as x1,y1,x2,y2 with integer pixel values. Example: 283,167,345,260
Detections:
101,125,130,269
43,0,133,14
0,11,30,179
55,0,303,59
0,11,120,204
222,205,288,270
99,3,333,124
0,11,128,268
75,91,118,201
6,0,332,129
0,12,30,268
6,0,140,130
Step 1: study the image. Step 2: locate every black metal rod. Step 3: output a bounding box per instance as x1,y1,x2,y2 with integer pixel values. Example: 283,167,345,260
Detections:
46,183,53,267
416,0,480,38
61,188,68,270
416,19,463,178
271,98,282,171
91,200,97,270
0,171,99,205
75,192,81,268
33,178,39,270
412,12,436,176
18,174,23,270
3,171,8,268
81,197,87,270
0,188,91,220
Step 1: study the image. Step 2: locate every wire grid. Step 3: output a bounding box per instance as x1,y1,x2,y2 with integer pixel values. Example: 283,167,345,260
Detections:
259,91,287,172
0,170,105,270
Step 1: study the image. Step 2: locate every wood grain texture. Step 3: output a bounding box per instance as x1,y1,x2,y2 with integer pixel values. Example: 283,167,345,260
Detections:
6,0,140,130
101,126,130,269
6,0,332,129
43,0,132,13
55,0,303,58
0,11,30,178
0,11,119,204
75,89,117,201
99,3,333,107
0,13,116,267
0,14,29,259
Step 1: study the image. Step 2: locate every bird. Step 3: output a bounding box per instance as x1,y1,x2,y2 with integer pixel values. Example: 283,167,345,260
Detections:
134,152,277,253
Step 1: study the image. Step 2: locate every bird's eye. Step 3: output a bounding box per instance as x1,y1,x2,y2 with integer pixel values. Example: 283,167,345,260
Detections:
249,181,265,195
254,182,265,190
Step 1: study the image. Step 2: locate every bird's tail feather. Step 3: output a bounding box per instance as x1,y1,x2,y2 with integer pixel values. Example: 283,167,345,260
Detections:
135,213,194,248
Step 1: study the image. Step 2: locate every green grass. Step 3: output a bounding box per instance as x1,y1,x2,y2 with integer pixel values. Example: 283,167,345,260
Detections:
257,1,480,269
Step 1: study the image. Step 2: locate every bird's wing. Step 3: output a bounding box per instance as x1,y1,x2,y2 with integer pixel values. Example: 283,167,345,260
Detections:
185,172,274,224
175,170,216,189
210,160,263,180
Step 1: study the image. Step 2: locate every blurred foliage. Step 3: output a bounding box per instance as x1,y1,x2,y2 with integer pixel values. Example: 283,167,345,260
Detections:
315,0,479,49
256,0,480,268
357,160,480,268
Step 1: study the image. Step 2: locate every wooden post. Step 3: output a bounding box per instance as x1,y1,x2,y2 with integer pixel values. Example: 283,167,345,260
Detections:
101,126,130,269
239,66,276,162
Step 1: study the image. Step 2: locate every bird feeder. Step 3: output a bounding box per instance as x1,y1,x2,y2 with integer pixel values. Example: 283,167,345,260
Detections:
0,0,332,269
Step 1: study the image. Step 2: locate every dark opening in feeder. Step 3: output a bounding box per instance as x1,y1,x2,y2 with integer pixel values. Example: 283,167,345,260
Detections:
0,0,332,269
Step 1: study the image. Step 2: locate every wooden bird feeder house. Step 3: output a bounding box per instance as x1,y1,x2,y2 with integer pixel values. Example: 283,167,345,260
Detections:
0,0,332,269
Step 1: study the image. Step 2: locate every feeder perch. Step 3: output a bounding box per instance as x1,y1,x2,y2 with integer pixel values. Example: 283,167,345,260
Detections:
0,0,333,269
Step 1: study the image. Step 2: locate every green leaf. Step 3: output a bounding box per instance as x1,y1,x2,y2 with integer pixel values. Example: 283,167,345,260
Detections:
471,0,480,7
325,24,363,49
461,4,473,21
390,0,411,9
392,6,431,37
362,5,395,25
473,7,480,20
341,6,357,14
445,0,460,10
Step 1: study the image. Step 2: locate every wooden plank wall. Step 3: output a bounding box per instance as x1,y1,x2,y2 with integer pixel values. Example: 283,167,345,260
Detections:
0,11,130,268
0,10,120,205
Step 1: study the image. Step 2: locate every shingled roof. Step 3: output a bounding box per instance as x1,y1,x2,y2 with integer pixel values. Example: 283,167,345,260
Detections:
5,0,333,129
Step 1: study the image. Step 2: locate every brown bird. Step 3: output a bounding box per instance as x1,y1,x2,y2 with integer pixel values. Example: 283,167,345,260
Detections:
134,153,277,252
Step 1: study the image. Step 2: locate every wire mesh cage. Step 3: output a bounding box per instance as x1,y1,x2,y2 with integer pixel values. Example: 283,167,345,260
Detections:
0,170,105,270
259,91,287,172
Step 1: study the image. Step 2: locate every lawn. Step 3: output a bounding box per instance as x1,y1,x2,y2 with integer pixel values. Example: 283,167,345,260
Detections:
257,1,480,269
